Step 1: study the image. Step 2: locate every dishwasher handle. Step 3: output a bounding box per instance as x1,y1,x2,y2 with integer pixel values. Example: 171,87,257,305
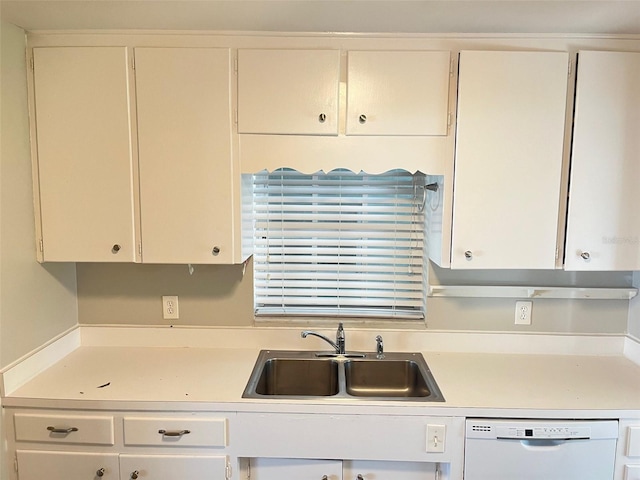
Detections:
497,437,590,448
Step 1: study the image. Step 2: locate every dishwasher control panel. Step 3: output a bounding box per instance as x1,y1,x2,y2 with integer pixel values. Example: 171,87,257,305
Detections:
466,419,618,441
495,425,591,440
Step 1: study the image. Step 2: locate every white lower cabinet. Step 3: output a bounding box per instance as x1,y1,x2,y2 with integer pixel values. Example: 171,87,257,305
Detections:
344,460,441,480
9,410,232,480
247,458,343,480
16,451,227,480
120,454,228,480
16,450,120,480
246,458,443,480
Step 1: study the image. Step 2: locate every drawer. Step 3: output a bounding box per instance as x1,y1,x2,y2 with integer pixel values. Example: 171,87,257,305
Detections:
14,413,115,445
123,417,227,447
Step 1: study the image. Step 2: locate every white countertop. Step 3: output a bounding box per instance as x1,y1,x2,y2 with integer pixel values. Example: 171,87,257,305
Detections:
4,330,640,416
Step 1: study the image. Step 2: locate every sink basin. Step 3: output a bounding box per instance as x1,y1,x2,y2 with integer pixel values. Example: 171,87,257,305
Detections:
344,359,431,397
243,350,444,402
254,358,339,396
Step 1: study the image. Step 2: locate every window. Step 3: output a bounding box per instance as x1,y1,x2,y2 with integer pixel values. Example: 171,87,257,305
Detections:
249,169,428,320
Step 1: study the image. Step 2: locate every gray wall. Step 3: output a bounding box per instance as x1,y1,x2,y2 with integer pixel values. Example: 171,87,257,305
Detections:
0,21,77,368
76,259,632,334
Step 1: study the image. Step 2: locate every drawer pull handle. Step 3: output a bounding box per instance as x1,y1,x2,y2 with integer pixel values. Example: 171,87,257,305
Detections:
158,429,191,437
97,468,105,477
47,426,79,434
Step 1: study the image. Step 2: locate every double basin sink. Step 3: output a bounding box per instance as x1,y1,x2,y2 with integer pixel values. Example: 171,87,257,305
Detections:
242,350,445,402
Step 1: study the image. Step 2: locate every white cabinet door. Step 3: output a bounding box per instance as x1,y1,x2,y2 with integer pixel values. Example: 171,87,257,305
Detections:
120,454,227,480
17,450,119,480
564,51,640,270
238,49,340,135
248,458,342,480
346,50,450,136
135,47,237,263
451,50,569,269
343,460,438,480
32,47,137,262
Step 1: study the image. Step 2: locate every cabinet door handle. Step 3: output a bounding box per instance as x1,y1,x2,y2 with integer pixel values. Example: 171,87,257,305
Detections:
318,113,327,123
96,468,105,477
46,426,79,434
111,244,121,254
158,429,191,437
580,251,591,260
321,476,328,480
464,250,473,260
358,114,367,124
212,246,221,255
357,475,365,480
130,471,139,480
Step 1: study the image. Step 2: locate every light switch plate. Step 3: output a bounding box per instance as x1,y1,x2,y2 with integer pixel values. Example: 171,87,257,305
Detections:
426,424,446,453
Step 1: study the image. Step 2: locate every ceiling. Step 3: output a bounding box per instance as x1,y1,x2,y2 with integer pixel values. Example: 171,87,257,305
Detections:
1,0,640,35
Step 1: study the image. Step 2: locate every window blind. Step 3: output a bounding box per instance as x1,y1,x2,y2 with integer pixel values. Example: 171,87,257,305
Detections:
251,169,427,319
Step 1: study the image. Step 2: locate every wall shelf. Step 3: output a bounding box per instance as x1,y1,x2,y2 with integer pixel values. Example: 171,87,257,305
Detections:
428,285,638,300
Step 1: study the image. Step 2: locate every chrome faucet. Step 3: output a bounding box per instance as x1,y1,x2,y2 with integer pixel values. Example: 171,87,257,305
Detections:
301,323,346,354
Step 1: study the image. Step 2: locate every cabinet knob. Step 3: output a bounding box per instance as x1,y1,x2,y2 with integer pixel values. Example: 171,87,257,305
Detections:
464,250,473,260
96,468,105,477
130,471,139,480
321,476,328,480
212,246,220,255
357,475,365,480
580,251,591,260
358,114,367,124
112,244,121,254
318,113,327,123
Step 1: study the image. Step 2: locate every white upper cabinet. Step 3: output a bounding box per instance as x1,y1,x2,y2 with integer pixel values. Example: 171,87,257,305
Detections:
451,50,569,269
237,49,341,135
135,47,240,264
31,47,137,262
346,50,450,136
564,51,640,271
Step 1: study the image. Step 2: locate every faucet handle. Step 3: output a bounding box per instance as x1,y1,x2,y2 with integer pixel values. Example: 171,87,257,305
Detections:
376,335,384,359
336,322,346,354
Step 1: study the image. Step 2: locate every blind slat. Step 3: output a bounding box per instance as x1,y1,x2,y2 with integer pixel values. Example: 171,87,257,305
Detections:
250,169,426,319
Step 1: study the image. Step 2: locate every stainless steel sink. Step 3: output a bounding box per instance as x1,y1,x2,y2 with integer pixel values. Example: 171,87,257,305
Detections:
242,350,444,402
344,359,431,398
254,358,339,396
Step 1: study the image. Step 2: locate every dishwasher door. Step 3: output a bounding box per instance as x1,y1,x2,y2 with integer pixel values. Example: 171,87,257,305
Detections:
464,419,618,480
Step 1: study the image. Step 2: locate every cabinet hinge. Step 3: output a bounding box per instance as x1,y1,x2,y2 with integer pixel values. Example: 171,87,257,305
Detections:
39,238,44,252
234,109,238,125
225,462,232,479
234,55,238,74
138,243,142,255
449,57,454,75
555,247,559,260
29,55,34,71
568,59,572,76
447,112,452,128
14,453,18,473
131,55,136,70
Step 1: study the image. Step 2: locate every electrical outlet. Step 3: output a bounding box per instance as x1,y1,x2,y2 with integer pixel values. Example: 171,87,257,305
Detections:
162,295,179,319
515,300,532,325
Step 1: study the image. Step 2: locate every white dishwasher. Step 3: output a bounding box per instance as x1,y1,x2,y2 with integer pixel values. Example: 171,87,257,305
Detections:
464,418,619,480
